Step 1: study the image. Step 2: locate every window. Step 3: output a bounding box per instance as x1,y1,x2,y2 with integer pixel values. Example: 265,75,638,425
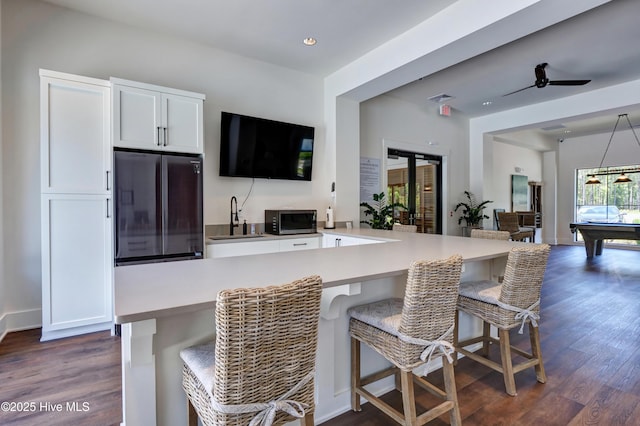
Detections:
575,166,640,245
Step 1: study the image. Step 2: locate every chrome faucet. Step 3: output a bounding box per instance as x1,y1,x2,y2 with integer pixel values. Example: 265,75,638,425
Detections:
230,196,239,235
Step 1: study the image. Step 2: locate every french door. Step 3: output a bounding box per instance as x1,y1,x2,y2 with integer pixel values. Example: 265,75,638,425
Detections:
387,148,442,234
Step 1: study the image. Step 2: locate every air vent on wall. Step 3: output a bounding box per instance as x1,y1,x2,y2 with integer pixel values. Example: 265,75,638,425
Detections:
427,93,455,103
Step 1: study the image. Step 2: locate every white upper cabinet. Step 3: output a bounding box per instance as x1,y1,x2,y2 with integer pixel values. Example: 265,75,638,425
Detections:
112,78,205,154
40,71,111,194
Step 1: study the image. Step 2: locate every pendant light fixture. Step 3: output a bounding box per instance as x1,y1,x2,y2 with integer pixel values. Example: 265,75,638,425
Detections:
585,113,640,185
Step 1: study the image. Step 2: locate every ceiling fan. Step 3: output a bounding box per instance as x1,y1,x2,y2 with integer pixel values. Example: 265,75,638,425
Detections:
503,62,591,96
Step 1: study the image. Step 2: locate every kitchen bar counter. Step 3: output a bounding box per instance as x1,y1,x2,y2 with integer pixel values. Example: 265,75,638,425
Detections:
115,228,515,323
114,228,521,426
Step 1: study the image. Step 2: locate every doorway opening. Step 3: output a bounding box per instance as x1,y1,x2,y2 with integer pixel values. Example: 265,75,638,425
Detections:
387,148,443,234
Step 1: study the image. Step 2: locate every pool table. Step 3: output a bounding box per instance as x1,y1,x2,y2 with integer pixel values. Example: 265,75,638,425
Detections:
570,222,640,258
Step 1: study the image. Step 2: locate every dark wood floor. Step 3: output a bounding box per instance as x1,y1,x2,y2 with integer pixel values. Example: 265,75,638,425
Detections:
1,245,639,425
0,328,121,425
324,245,640,425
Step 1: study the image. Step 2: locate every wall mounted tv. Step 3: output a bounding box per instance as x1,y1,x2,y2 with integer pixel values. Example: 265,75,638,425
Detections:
219,111,315,181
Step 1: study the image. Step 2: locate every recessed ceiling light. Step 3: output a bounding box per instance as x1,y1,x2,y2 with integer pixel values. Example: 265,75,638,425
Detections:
482,101,492,106
303,37,317,46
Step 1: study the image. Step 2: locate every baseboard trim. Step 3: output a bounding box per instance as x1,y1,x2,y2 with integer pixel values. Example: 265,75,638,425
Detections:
0,314,7,343
40,321,112,342
0,308,42,343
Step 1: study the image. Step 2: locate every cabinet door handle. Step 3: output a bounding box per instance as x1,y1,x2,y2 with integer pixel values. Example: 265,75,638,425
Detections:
163,127,168,146
106,198,111,218
293,243,307,247
157,126,162,146
106,171,110,191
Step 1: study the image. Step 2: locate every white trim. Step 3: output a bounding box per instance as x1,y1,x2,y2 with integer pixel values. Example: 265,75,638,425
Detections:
0,314,6,343
40,321,112,342
39,68,110,87
110,77,205,100
0,309,42,342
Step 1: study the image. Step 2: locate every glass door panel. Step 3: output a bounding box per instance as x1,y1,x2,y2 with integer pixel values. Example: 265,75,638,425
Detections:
387,148,442,234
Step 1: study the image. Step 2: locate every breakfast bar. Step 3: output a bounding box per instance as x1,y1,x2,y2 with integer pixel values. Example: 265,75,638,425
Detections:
114,228,520,426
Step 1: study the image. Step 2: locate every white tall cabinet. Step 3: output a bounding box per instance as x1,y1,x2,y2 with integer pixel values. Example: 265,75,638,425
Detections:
111,78,204,154
40,70,113,341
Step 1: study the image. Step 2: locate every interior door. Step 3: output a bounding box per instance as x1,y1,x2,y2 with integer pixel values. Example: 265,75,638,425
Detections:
387,148,442,234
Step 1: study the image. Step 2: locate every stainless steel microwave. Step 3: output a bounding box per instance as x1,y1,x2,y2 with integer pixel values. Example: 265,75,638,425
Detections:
265,210,317,235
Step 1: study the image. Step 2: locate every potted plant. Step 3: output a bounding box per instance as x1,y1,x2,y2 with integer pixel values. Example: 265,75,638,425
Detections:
360,192,406,230
454,191,493,229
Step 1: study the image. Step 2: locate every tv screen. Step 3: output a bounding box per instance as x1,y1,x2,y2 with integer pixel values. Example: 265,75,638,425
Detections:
219,112,315,181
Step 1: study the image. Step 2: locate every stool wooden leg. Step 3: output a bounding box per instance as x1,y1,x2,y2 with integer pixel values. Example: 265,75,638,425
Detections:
481,321,491,357
442,357,461,426
301,412,314,425
453,310,459,366
351,337,361,412
529,323,546,384
400,369,417,426
187,399,198,426
498,328,517,396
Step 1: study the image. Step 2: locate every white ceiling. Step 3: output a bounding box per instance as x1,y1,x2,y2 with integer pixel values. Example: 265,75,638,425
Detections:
41,0,456,76
42,0,640,140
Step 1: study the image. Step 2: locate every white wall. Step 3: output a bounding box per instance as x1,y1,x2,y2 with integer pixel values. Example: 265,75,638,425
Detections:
357,92,546,236
359,94,469,235
470,78,640,244
1,0,326,331
490,140,542,213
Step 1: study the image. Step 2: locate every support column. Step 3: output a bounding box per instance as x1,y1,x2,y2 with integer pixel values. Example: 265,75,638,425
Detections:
121,319,157,426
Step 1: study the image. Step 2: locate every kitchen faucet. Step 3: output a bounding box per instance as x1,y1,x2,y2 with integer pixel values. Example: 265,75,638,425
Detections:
230,196,239,235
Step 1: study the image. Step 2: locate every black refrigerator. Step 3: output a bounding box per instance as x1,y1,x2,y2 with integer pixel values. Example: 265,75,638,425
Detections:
114,149,203,265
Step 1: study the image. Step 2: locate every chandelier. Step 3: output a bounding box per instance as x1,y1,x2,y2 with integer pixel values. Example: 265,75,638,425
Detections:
585,113,640,184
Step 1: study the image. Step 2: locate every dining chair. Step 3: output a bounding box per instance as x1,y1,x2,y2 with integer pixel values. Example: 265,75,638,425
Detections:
348,255,464,425
470,229,511,240
454,244,550,396
497,212,534,242
393,223,418,233
493,208,505,230
180,275,323,426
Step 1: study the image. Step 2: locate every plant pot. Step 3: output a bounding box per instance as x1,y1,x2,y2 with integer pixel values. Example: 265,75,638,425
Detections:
461,225,483,237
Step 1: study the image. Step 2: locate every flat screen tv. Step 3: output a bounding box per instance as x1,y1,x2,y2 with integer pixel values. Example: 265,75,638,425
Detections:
219,112,315,181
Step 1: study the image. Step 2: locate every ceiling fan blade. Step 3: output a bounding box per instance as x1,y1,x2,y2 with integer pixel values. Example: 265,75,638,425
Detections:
548,79,591,86
502,84,536,97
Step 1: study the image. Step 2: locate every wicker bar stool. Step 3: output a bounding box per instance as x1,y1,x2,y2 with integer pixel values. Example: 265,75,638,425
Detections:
180,275,322,426
348,255,464,426
454,244,550,396
393,223,418,233
470,229,510,240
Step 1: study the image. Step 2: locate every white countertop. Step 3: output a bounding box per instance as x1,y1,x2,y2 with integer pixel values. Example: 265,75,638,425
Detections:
114,228,520,324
